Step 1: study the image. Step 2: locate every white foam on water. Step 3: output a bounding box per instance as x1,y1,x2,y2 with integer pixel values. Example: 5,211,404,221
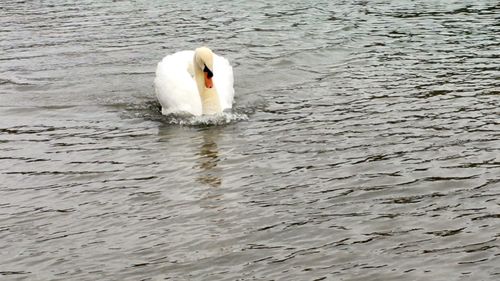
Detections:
123,99,264,126
163,111,249,126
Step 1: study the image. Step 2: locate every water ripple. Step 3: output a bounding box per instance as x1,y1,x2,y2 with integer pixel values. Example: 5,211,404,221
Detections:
1,0,499,280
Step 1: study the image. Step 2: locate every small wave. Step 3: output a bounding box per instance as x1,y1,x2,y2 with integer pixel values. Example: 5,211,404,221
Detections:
0,77,33,86
122,99,264,126
162,112,249,126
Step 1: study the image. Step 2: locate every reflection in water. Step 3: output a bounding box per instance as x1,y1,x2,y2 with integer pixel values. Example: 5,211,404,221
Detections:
196,128,222,188
156,123,223,188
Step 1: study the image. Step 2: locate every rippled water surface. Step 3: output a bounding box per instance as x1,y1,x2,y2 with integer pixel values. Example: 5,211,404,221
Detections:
1,0,499,280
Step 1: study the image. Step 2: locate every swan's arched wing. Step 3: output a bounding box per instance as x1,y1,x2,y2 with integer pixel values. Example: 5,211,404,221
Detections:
154,51,202,116
213,54,234,111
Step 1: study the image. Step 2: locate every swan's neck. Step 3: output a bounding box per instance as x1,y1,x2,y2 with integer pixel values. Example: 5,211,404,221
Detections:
194,63,221,115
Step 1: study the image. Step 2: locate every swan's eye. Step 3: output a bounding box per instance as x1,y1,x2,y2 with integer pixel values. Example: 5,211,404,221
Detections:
203,65,213,78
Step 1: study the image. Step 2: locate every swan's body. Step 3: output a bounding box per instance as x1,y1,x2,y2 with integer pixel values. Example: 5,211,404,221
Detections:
154,47,234,116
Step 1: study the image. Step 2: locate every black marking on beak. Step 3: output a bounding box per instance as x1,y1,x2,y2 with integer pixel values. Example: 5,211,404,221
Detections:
203,65,213,78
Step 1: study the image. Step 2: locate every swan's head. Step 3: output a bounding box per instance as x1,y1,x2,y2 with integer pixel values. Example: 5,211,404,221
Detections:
195,47,214,88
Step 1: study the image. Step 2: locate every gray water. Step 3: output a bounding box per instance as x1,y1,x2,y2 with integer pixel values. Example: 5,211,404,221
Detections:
1,0,499,280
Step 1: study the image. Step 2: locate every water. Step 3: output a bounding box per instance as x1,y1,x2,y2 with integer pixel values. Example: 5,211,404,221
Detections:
1,0,499,280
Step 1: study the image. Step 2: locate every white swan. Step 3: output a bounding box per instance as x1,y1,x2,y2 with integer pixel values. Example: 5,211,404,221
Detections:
154,47,234,116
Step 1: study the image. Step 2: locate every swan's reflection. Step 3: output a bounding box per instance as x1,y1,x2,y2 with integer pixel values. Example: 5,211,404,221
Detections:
156,123,223,188
196,128,222,188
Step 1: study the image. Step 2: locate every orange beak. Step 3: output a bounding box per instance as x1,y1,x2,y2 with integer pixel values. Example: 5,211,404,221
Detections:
204,72,213,88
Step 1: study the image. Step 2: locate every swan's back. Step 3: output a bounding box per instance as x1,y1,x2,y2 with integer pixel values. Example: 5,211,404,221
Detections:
154,49,234,116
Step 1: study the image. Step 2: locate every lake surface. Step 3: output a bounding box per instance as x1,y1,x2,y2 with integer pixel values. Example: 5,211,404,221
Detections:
1,0,499,280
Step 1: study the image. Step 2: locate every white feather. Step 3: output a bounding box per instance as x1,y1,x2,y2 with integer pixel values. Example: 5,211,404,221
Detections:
154,50,234,116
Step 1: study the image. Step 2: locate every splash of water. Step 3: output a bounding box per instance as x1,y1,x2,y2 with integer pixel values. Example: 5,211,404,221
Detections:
163,112,249,126
123,99,264,126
